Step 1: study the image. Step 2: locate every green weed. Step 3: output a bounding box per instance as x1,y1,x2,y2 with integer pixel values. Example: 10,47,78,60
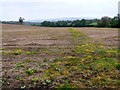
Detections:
26,68,35,76
12,49,22,55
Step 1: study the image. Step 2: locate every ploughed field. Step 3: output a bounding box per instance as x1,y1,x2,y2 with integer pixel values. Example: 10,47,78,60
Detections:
1,24,120,89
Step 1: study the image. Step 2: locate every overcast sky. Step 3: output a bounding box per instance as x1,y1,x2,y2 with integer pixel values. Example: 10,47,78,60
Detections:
0,0,119,21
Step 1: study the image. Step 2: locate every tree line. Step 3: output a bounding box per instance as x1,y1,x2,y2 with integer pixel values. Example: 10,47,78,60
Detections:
40,16,119,28
1,15,120,28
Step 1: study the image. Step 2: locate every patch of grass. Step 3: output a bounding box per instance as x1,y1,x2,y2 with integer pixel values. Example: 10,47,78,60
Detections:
89,22,98,26
16,63,25,69
69,28,86,43
25,51,31,55
12,49,22,55
58,80,72,89
2,51,9,55
95,49,106,55
0,48,4,50
116,80,120,85
93,58,117,68
32,77,38,84
25,50,38,55
54,57,63,62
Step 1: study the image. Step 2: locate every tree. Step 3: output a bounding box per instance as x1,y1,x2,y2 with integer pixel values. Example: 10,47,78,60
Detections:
80,19,86,27
19,17,25,24
98,16,111,27
110,16,119,28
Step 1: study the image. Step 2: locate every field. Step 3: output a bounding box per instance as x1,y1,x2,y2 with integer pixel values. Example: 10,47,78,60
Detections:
1,24,120,89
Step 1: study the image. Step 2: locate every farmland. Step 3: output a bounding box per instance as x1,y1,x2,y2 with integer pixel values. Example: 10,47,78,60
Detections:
1,24,120,89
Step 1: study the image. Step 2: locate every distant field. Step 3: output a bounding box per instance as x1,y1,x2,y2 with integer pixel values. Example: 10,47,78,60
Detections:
2,24,119,89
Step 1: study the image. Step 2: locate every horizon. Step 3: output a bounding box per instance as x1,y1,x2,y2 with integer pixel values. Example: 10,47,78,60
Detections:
0,0,119,21
1,16,102,22
0,16,112,22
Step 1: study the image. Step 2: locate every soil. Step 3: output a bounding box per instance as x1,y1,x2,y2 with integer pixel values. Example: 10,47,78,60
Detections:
1,24,119,89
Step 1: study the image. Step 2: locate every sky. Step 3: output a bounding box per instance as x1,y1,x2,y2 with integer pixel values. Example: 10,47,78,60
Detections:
0,0,120,21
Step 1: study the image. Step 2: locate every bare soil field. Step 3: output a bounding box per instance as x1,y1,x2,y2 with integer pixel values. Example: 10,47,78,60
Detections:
2,24,72,47
2,24,118,47
76,28,118,47
1,24,119,89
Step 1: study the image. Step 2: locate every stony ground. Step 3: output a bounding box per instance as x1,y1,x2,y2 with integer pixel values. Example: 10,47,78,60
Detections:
1,24,120,89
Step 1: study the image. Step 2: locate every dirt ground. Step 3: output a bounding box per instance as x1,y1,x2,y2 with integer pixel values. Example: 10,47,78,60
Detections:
2,24,72,47
1,24,119,89
76,27,118,47
2,24,118,48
